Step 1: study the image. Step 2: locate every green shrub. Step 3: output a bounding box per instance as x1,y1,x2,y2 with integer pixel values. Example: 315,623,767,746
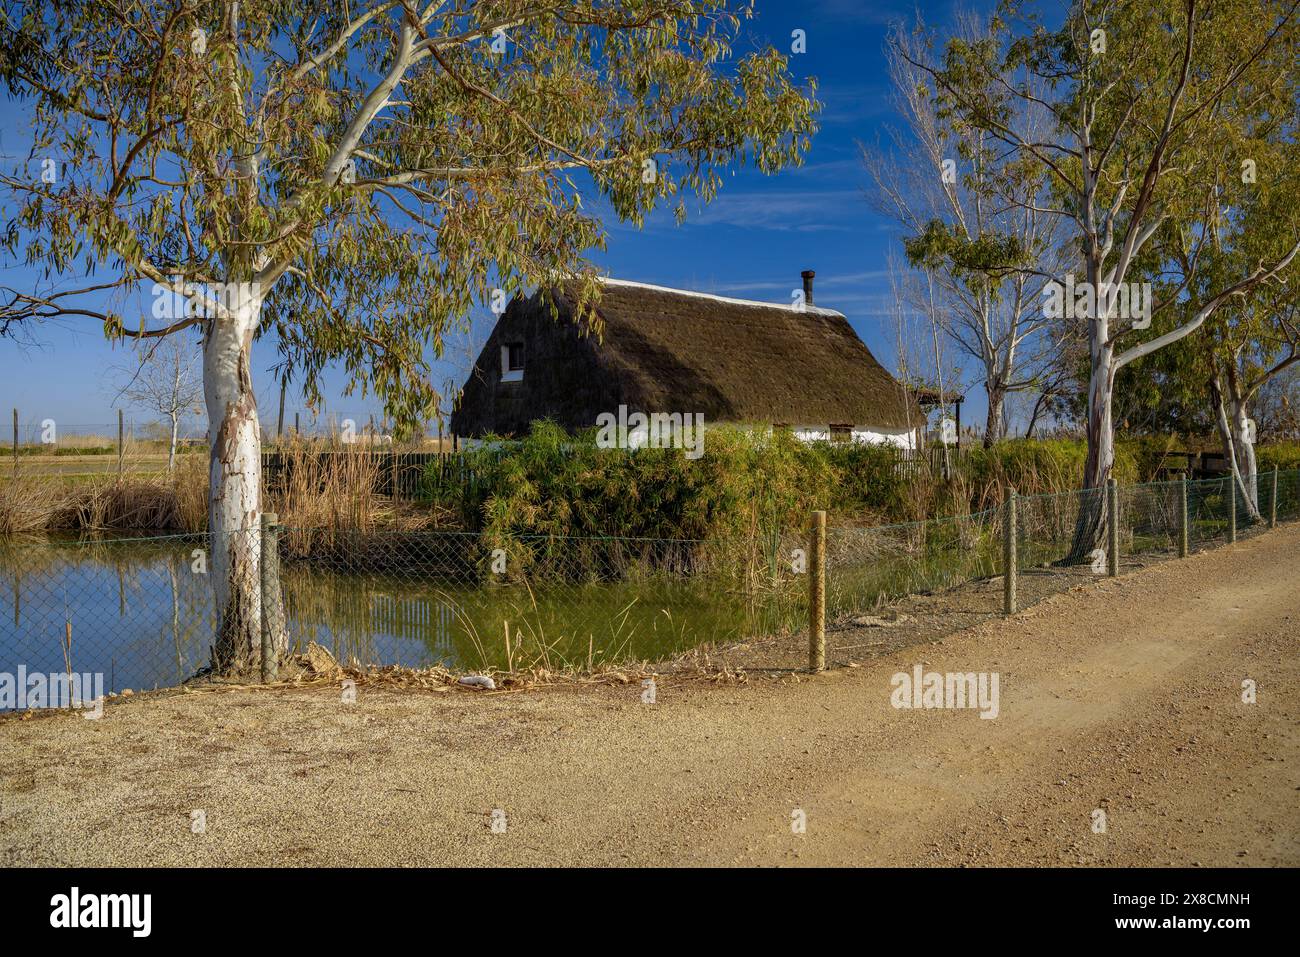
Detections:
1257,442,1300,472
959,439,1138,494
427,421,837,580
429,427,1180,563
819,442,909,517
1116,434,1197,481
433,420,833,540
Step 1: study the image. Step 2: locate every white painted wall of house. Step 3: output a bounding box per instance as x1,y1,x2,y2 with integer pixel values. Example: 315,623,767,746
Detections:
790,426,918,450
461,423,919,450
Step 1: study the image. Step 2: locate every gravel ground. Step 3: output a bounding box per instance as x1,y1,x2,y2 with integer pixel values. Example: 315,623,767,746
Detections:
1,523,1296,867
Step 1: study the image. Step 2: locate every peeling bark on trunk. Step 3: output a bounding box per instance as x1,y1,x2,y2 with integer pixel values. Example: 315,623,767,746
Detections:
204,291,272,675
1233,399,1260,520
1069,331,1115,562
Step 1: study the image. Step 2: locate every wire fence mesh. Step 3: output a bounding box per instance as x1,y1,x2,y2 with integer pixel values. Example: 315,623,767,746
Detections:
2,469,1298,707
826,507,1004,619
0,525,805,700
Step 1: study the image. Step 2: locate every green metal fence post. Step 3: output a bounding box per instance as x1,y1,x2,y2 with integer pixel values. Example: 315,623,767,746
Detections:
1179,475,1189,558
1269,466,1278,528
1003,488,1017,616
1229,475,1237,543
1107,478,1119,577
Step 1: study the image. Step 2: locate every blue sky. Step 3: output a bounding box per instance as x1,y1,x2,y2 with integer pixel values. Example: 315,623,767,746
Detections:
1,0,991,436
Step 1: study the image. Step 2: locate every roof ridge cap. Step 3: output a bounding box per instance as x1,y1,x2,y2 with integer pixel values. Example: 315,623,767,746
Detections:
597,277,845,317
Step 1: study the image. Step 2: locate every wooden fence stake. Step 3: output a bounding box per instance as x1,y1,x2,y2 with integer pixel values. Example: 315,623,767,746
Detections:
1228,475,1237,543
808,510,826,673
11,408,17,472
117,409,124,477
1269,465,1278,528
276,379,286,439
1107,478,1119,577
1003,487,1017,616
1178,475,1189,558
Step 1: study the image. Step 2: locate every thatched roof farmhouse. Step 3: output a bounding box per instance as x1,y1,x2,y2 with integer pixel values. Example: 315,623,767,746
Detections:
449,273,921,447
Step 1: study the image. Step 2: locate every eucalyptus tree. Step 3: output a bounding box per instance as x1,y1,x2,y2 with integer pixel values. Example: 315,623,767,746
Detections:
867,11,1066,447
910,0,1299,552
1199,158,1300,520
0,0,817,674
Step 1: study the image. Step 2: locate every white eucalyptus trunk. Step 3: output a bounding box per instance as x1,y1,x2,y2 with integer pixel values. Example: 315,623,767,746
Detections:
1084,340,1116,488
1216,392,1261,521
203,288,265,673
1212,369,1262,523
168,411,179,473
1231,398,1259,518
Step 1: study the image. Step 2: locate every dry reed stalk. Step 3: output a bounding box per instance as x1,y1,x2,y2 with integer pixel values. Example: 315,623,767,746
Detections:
0,451,208,534
61,619,73,677
268,438,383,541
0,473,61,534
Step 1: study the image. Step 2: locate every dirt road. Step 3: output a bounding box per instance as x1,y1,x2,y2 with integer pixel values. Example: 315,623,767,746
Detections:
2,524,1297,867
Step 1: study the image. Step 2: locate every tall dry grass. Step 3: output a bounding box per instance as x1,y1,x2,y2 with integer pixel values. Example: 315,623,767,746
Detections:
269,439,387,556
0,454,208,535
269,438,381,530
0,438,393,537
0,474,59,535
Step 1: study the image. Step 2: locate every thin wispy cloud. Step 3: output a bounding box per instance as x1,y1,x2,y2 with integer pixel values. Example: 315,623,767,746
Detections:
709,269,891,295
815,84,897,126
684,188,864,230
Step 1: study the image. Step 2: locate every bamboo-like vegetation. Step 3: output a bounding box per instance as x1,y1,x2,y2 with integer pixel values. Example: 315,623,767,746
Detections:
428,423,1184,551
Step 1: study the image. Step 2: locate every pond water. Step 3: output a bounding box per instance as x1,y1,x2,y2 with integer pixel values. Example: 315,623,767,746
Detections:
0,535,799,698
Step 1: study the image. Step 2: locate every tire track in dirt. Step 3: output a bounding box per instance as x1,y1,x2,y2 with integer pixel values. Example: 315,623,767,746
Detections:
684,534,1299,866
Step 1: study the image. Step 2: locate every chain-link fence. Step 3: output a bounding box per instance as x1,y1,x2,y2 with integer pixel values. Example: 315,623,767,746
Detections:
826,507,1004,619
2,469,1298,704
827,469,1300,636
0,524,804,699
274,526,801,674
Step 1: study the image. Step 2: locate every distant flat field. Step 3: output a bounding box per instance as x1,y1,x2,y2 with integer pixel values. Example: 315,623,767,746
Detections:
2,453,178,481
3,442,447,482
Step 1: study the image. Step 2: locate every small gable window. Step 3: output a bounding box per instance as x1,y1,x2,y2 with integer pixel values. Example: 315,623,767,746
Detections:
501,342,524,382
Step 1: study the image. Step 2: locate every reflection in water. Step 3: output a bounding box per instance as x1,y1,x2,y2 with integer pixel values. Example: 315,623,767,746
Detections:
1,537,217,698
1,537,799,698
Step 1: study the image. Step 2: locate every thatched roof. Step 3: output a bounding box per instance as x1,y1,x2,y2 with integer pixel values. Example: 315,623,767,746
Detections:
450,278,919,437
914,387,965,407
